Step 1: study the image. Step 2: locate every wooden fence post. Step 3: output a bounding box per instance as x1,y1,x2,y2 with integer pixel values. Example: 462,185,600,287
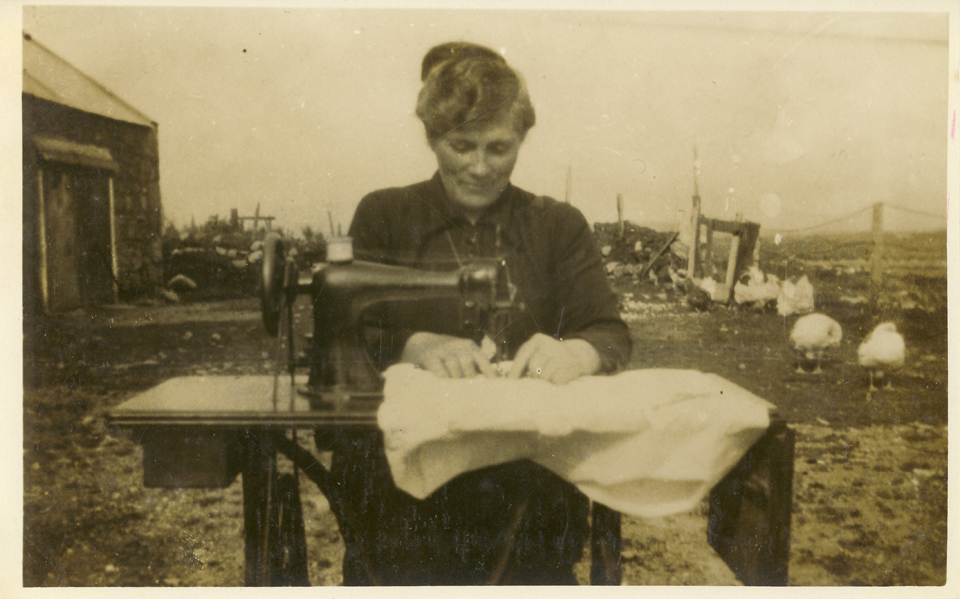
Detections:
703,220,714,277
723,214,743,297
617,194,624,239
687,144,702,279
871,202,884,286
687,194,701,278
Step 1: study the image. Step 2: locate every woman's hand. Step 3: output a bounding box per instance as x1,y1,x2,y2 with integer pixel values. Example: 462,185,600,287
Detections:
506,333,601,385
400,332,497,379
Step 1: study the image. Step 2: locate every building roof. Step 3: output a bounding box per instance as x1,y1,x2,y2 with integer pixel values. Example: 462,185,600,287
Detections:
22,32,155,129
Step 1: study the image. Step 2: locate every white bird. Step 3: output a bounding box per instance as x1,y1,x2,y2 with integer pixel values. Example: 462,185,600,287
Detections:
794,275,815,314
858,322,906,398
777,275,816,316
734,266,780,307
745,264,764,281
777,279,797,316
790,313,843,374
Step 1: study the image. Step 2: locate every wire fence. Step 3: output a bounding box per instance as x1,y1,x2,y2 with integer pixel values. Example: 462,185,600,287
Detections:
883,203,946,220
771,202,945,235
772,206,873,235
760,202,947,281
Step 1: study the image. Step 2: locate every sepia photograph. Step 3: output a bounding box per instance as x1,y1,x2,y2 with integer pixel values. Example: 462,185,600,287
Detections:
10,0,958,594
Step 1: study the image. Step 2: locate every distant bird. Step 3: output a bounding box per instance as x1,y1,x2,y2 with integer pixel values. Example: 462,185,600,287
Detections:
777,275,815,316
777,280,797,316
790,313,843,374
734,265,780,307
697,277,718,299
858,322,906,398
794,275,815,314
687,281,713,311
741,264,764,284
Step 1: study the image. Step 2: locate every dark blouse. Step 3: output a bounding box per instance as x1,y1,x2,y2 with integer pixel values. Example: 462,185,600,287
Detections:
347,172,632,371
331,173,633,585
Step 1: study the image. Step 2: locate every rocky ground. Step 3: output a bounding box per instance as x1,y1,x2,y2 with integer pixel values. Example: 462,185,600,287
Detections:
22,276,949,587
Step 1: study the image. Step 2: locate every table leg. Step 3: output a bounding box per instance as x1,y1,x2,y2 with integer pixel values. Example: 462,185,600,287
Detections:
707,419,795,586
241,428,275,586
590,503,622,585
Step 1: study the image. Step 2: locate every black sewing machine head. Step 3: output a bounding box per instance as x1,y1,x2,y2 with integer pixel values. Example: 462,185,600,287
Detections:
259,233,521,403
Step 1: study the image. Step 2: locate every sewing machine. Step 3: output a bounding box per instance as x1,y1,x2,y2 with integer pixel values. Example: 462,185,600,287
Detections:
107,233,795,586
273,236,517,396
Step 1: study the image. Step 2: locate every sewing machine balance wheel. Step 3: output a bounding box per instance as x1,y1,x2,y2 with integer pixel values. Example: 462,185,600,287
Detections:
260,233,286,336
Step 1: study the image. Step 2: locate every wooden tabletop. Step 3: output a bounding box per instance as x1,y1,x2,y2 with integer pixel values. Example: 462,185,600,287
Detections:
106,375,381,428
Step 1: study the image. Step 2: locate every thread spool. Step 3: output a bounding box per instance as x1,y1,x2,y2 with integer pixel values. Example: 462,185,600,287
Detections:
327,237,354,263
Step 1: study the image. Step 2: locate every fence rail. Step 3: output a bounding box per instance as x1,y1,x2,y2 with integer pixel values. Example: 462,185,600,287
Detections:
765,202,946,285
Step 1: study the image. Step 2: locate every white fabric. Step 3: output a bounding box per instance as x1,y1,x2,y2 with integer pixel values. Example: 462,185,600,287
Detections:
378,365,774,518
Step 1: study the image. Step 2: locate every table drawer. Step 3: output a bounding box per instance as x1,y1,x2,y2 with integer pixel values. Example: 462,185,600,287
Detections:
140,426,241,488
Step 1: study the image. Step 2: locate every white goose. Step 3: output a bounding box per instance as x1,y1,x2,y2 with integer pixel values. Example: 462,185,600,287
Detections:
858,322,906,399
790,313,843,374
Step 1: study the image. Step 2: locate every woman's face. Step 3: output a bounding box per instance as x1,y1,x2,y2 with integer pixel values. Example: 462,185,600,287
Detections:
430,117,524,220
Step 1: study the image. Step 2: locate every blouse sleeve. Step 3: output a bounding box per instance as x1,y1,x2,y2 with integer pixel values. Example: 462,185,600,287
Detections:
348,192,394,264
548,203,633,373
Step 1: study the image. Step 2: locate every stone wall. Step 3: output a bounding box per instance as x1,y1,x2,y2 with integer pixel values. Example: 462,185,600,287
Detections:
23,95,163,311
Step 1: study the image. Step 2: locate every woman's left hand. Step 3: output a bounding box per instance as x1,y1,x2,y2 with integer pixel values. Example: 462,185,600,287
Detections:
506,333,601,385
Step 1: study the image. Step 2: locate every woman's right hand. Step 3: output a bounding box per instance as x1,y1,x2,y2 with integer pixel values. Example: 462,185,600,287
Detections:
400,332,497,379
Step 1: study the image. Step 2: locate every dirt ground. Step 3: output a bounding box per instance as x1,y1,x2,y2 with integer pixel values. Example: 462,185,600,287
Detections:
22,272,948,587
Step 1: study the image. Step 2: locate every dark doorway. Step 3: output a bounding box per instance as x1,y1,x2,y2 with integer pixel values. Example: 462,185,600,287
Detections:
42,167,80,311
73,171,114,306
41,164,114,311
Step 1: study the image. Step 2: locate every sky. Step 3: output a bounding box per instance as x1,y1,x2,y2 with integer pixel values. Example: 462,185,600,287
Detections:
17,4,956,237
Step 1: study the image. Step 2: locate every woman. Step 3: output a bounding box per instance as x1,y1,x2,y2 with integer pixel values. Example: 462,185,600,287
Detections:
330,41,632,585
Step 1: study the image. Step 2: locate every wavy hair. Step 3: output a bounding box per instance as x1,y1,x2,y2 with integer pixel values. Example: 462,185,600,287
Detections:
415,42,535,142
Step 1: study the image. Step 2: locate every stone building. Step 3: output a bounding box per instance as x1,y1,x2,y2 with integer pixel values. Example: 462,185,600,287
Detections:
22,32,163,313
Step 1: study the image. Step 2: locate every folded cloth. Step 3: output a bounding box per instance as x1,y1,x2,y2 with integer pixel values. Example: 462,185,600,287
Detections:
378,365,775,518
